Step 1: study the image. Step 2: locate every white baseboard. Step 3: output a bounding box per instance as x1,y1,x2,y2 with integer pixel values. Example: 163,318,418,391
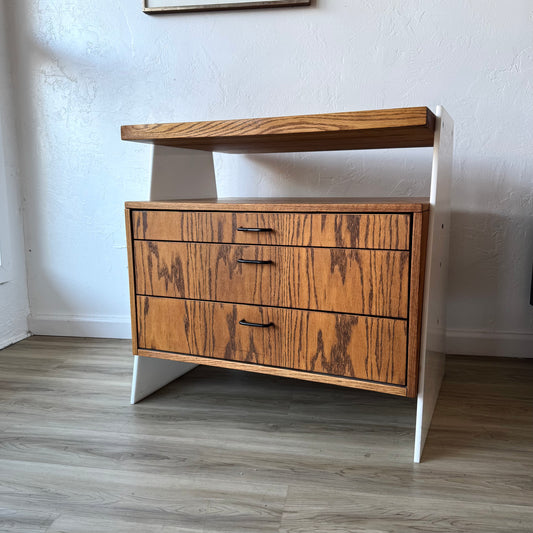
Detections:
0,330,31,350
25,314,533,357
28,314,131,339
446,328,533,358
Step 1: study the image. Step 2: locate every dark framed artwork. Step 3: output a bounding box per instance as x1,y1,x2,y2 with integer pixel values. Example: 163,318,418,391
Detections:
143,0,310,14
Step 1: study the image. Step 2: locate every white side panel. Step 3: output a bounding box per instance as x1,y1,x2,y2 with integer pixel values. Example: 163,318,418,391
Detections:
131,145,217,404
131,355,197,404
150,145,217,201
414,106,454,462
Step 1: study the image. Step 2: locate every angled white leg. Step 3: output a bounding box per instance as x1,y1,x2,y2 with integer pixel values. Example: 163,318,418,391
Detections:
131,355,197,404
131,145,217,404
413,106,454,461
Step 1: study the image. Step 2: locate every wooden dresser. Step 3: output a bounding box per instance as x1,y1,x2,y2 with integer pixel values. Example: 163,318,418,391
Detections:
126,198,428,398
121,106,453,462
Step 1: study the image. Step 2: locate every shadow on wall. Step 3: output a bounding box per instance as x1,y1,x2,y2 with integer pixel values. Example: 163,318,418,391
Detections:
4,1,136,327
217,147,433,198
448,208,533,334
4,0,532,348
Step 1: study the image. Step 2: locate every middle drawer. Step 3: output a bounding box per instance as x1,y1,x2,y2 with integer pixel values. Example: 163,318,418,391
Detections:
134,241,409,318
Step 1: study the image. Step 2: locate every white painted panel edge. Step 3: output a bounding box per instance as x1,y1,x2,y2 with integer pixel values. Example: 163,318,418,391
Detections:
130,144,218,404
414,105,453,463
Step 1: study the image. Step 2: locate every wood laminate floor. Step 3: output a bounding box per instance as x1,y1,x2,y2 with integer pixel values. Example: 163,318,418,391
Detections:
0,336,531,532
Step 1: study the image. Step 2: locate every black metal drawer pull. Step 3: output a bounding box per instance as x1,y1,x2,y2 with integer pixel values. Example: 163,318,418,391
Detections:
237,227,272,232
239,319,274,328
237,259,272,265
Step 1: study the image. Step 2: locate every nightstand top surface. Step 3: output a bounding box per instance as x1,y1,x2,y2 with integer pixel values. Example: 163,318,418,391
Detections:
125,197,430,213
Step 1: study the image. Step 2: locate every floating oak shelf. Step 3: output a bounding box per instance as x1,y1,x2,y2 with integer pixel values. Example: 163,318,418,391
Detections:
121,107,436,153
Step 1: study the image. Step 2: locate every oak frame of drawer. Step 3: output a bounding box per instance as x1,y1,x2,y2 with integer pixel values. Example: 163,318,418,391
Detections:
133,240,410,318
125,206,429,398
132,210,411,250
137,296,407,385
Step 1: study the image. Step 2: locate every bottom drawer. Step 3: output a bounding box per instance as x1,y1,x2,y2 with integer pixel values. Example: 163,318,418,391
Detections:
137,296,407,385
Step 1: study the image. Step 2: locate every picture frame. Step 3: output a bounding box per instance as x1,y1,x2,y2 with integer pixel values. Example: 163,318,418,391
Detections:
143,0,311,14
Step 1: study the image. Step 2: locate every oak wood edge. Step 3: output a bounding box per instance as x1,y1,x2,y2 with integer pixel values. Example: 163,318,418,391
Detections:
124,198,430,213
136,349,409,397
120,132,435,154
125,209,139,355
119,135,435,154
121,107,435,140
405,210,430,397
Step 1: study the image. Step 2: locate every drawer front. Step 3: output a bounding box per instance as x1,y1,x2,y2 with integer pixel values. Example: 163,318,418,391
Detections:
132,210,411,250
137,296,407,385
134,241,410,318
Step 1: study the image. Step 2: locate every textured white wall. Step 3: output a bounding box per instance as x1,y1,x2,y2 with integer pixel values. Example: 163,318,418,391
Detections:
0,1,30,348
4,0,532,354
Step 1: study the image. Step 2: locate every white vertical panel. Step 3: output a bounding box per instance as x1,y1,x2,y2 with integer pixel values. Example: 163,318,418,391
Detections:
131,355,197,404
149,145,218,201
130,145,217,404
414,106,454,462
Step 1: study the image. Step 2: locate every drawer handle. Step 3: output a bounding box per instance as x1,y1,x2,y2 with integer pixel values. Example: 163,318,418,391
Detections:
237,259,272,265
237,227,272,232
239,319,274,328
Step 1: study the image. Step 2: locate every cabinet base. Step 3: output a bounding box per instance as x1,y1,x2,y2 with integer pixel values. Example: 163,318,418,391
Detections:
136,349,411,397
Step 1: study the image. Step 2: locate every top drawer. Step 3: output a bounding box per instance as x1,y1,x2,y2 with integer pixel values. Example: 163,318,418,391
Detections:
131,210,411,250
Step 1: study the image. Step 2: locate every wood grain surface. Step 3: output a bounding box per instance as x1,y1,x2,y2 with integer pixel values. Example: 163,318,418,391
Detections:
136,296,407,385
126,197,430,213
136,348,407,396
1,336,532,532
125,201,426,396
131,209,412,250
121,107,436,153
124,208,138,354
134,241,410,318
406,210,429,397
